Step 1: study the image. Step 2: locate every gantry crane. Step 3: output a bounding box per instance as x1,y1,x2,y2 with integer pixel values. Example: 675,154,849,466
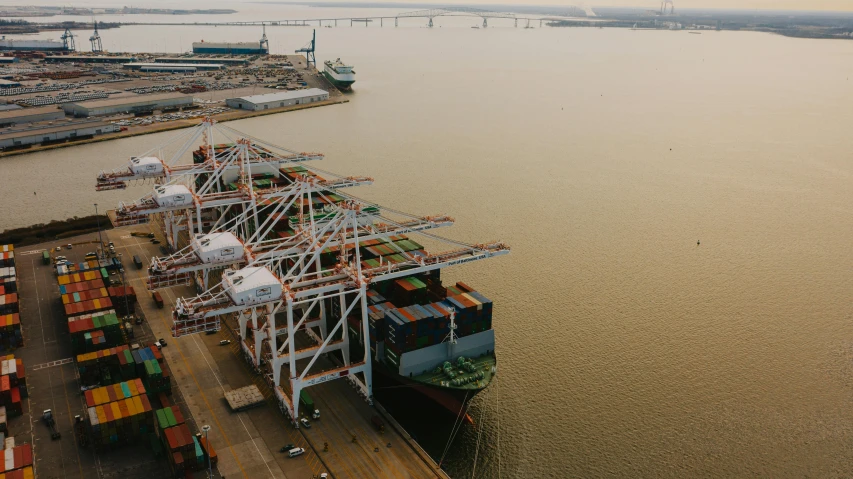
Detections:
89,19,102,53
147,181,454,291
171,199,508,424
96,120,323,191
61,28,76,51
295,29,316,69
98,121,510,427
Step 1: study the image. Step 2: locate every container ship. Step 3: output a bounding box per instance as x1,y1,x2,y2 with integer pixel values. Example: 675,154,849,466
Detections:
0,38,68,52
322,58,356,91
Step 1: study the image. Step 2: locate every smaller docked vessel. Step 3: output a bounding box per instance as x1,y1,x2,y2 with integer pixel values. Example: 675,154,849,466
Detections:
323,58,356,91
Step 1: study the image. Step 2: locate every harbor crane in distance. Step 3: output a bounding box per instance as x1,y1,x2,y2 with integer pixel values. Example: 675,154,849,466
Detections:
90,19,103,53
295,29,316,69
61,28,76,51
260,24,269,52
660,0,675,14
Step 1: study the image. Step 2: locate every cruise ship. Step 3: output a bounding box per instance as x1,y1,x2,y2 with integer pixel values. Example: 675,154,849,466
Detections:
322,58,356,91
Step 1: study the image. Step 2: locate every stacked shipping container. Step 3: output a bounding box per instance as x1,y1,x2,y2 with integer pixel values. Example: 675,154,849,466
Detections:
0,358,25,418
381,284,493,369
0,444,32,475
68,310,123,354
0,248,20,354
87,391,154,449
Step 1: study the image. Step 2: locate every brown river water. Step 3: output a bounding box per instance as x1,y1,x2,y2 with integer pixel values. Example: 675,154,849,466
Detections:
2,4,853,477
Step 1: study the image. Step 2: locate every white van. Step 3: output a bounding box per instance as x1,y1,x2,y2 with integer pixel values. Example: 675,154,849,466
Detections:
288,447,305,458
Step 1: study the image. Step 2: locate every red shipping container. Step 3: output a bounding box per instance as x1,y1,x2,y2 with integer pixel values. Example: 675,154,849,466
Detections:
21,443,32,467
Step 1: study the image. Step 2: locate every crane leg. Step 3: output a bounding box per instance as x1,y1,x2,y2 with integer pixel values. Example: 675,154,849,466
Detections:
483,18,488,28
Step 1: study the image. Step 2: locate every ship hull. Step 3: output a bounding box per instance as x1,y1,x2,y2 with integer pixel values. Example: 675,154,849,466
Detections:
373,359,485,418
322,71,355,91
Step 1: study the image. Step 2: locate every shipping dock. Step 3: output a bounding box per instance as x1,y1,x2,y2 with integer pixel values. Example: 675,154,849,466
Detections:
0,49,347,158
86,119,505,477
0,117,507,479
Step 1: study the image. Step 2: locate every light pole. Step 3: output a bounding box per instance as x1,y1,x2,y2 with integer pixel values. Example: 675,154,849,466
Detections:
117,253,130,320
202,425,211,478
94,203,104,258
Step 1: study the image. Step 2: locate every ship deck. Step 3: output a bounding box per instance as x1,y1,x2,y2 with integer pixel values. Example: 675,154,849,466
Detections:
411,353,497,391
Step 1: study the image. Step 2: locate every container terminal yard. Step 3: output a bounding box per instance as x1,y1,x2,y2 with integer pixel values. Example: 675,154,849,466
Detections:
0,118,506,478
0,44,345,158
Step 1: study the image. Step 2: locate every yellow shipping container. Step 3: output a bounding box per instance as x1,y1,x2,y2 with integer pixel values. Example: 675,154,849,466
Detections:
23,465,34,479
128,380,138,397
110,401,121,422
127,397,138,417
61,295,71,305
58,275,70,285
96,406,106,425
132,395,144,416
99,287,108,297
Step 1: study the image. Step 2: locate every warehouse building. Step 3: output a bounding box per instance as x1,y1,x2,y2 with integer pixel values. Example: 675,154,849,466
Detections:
192,41,268,55
122,62,223,72
0,57,18,64
45,55,136,63
154,57,249,66
0,106,64,127
0,121,118,149
0,79,21,89
63,93,193,117
225,89,329,111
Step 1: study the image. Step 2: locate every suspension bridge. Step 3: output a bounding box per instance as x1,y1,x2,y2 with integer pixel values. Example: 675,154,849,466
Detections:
117,6,588,29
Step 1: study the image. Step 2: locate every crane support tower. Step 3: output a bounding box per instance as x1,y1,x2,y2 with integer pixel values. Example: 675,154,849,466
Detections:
260,24,269,52
295,29,316,69
90,19,103,53
661,0,675,14
61,28,76,51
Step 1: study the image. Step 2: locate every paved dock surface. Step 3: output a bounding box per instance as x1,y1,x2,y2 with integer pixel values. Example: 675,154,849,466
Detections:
106,224,447,479
10,223,449,478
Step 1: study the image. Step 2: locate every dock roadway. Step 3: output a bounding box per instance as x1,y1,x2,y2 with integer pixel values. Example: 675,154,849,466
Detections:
107,224,447,479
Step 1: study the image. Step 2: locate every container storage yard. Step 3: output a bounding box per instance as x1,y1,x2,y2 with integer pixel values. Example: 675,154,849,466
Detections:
2,236,222,479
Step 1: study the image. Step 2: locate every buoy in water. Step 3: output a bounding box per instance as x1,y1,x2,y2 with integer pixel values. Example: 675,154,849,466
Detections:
697,240,700,245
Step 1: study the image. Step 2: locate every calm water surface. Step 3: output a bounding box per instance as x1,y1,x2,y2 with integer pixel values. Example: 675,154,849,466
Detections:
2,5,853,477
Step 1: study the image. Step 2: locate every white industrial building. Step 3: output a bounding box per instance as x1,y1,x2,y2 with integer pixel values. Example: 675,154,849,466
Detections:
225,89,329,111
63,93,193,117
123,62,223,72
0,106,64,127
0,121,118,149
